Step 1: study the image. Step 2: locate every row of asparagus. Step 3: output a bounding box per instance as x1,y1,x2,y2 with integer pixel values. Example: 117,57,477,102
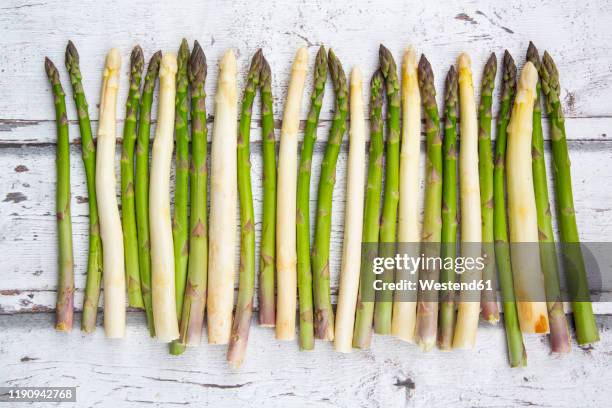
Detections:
46,40,598,368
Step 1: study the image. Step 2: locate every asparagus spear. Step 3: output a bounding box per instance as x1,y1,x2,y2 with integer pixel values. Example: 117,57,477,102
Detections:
374,45,400,335
494,51,527,367
121,46,145,309
276,48,309,341
45,57,74,332
540,51,599,345
478,53,500,324
65,42,103,333
507,62,549,335
527,43,571,353
208,50,238,344
173,39,191,320
227,50,262,367
178,41,208,347
453,53,482,349
170,40,191,356
437,66,458,350
312,49,348,341
136,51,162,337
258,53,277,328
97,49,126,338
392,47,420,343
150,53,180,343
296,46,327,349
352,70,385,349
414,55,443,351
334,66,366,353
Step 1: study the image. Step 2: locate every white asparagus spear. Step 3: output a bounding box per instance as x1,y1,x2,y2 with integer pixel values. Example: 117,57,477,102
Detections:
391,47,421,343
507,62,550,334
96,48,125,339
150,53,179,343
453,53,482,349
334,67,366,352
276,47,309,340
207,50,238,344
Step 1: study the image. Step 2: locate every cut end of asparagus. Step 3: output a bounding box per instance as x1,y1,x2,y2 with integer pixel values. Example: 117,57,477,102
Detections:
188,41,207,86
65,41,79,71
526,41,541,72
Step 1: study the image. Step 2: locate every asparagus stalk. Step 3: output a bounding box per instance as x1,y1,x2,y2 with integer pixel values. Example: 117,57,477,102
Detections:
259,54,277,328
312,49,348,341
374,45,400,335
227,50,262,367
178,41,208,347
352,70,385,349
97,49,125,338
173,39,191,319
150,53,180,343
392,47,420,343
276,48,309,341
207,50,238,344
437,66,458,350
334,66,366,352
121,46,145,309
45,57,74,332
527,43,571,353
414,55,443,351
296,46,327,348
136,51,162,337
169,40,191,356
478,53,500,324
540,51,599,345
494,51,527,367
64,42,102,333
453,53,482,349
506,62,549,335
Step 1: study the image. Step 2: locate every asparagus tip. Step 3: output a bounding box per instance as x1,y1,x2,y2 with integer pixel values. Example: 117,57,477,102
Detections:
130,45,144,72
526,41,541,70
444,65,458,100
417,54,433,81
44,57,57,79
65,40,79,68
188,41,206,84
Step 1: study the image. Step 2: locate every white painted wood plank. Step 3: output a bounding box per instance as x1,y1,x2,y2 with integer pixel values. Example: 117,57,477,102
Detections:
1,141,611,312
1,0,612,122
0,313,611,407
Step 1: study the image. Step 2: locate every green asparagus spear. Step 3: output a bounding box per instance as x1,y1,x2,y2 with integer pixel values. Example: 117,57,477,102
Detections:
65,41,103,332
170,40,191,356
296,46,327,349
121,46,145,309
178,41,208,347
540,50,599,345
258,52,277,328
228,50,262,367
478,53,499,323
353,70,385,349
135,51,162,337
494,51,527,367
46,57,74,332
437,66,458,350
414,55,443,351
374,45,400,334
311,49,348,341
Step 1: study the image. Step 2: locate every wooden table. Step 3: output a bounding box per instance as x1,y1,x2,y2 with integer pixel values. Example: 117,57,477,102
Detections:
1,0,611,406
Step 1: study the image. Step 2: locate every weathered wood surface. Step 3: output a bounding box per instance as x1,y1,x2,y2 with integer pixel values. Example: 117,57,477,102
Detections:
1,0,611,406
